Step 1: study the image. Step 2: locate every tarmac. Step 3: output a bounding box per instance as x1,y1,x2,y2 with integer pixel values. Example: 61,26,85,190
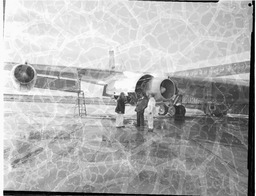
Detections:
3,101,248,195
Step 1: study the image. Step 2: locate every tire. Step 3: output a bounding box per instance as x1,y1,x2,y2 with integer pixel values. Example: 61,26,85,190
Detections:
212,104,227,117
174,105,186,119
158,104,168,115
209,103,216,114
168,106,176,117
214,112,223,117
203,103,208,115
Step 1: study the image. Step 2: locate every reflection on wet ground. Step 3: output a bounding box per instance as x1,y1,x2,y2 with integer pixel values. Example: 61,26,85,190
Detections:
4,103,248,195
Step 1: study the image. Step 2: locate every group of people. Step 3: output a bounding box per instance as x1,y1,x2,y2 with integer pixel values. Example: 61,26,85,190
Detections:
115,91,156,132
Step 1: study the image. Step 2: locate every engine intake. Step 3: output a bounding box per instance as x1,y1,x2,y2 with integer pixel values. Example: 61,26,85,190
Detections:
160,79,176,99
135,74,176,101
11,63,37,91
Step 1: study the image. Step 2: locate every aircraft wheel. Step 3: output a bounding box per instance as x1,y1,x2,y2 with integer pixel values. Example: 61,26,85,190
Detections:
174,105,186,119
211,104,227,117
158,104,168,115
213,110,227,117
168,106,176,117
209,103,216,114
203,103,208,115
214,112,223,117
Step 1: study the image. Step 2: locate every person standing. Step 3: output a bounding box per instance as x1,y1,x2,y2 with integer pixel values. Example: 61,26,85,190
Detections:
115,92,126,128
135,92,148,128
147,93,156,132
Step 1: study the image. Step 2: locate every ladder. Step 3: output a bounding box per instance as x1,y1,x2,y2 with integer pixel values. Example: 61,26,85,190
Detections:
77,91,86,117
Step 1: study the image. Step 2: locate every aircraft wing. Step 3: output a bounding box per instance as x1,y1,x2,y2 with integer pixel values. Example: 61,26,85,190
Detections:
4,62,123,93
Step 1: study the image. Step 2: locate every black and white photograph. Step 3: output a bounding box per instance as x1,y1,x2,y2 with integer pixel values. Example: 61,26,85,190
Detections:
3,0,253,195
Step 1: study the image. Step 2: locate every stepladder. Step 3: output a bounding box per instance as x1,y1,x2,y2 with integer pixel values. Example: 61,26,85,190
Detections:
77,91,86,117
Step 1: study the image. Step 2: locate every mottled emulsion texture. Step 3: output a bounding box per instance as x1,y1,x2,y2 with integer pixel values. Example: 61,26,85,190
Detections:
4,0,251,195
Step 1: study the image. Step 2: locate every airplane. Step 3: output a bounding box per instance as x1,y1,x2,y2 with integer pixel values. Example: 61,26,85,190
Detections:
102,66,249,118
3,60,250,119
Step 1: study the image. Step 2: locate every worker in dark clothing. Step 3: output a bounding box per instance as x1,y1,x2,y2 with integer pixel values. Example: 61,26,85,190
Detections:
115,92,126,128
135,92,148,127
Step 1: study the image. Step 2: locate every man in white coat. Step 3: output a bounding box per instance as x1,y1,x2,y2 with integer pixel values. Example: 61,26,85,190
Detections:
147,93,156,132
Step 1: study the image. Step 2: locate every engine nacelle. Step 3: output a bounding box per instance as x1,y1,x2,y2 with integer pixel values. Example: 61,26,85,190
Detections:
11,63,37,91
135,74,177,101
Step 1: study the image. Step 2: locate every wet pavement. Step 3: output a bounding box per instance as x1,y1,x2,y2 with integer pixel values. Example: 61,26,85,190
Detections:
4,102,248,195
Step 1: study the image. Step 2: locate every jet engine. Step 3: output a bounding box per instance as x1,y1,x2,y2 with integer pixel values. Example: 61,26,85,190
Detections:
135,74,177,101
135,74,188,118
10,63,37,91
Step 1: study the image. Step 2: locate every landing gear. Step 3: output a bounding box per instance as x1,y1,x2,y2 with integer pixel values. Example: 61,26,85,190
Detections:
158,94,186,119
203,102,228,117
158,104,186,119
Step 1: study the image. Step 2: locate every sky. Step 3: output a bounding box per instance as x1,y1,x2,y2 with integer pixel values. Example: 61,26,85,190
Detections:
4,0,253,73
